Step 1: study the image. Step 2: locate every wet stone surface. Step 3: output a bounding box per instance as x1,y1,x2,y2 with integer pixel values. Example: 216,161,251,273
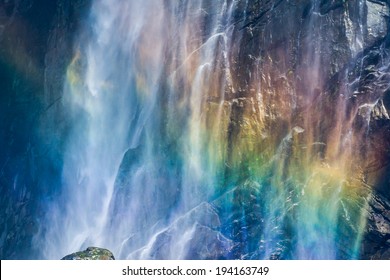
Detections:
61,247,115,260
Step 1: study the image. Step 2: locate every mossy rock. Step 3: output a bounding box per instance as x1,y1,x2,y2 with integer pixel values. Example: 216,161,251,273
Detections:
61,247,115,260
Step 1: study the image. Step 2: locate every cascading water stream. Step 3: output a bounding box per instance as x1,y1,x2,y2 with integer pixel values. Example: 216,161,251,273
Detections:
35,0,387,259
41,0,167,258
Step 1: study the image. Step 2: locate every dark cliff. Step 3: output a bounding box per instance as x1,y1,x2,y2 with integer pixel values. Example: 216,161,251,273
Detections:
0,0,90,259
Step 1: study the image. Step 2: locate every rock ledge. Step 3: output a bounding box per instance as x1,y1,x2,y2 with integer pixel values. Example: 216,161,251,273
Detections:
61,247,115,260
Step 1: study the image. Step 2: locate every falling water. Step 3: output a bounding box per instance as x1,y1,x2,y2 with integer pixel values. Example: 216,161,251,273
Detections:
37,0,385,259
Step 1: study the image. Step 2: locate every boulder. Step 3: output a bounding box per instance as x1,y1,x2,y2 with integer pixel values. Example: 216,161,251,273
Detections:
61,247,115,260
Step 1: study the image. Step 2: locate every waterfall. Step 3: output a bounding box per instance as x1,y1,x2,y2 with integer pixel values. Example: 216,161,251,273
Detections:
36,0,389,259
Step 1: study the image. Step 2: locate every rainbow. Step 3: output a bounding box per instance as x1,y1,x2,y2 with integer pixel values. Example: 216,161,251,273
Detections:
39,0,387,260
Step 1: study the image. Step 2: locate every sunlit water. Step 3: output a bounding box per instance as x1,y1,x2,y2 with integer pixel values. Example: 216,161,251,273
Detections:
38,0,375,259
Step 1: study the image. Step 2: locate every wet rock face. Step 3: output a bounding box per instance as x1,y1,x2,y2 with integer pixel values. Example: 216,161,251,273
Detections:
202,0,390,259
61,247,115,260
362,193,390,259
366,0,389,45
0,0,58,260
0,0,90,259
1,0,390,260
